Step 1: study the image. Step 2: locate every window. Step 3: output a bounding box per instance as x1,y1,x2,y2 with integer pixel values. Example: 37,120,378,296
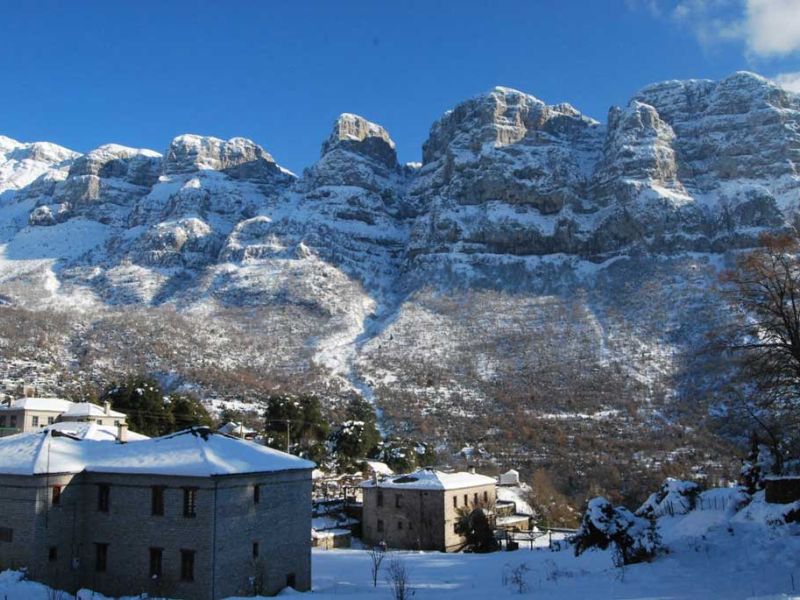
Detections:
0,527,13,543
151,486,165,516
32,416,39,427
52,485,62,505
474,493,478,505
377,519,384,533
183,488,197,518
453,495,457,508
286,573,296,589
483,491,488,503
180,549,195,582
96,419,102,425
377,490,383,507
10,415,16,428
95,543,108,572
454,523,459,534
48,546,58,562
397,521,403,530
47,416,54,425
395,494,402,508
253,484,260,505
463,494,467,506
149,548,163,578
114,420,120,427
0,416,5,427
252,542,259,559
97,484,110,512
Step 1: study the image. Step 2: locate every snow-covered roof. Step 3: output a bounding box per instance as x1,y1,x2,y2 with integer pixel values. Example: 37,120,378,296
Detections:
49,421,149,442
61,402,126,419
218,421,256,435
0,426,314,477
497,486,535,516
361,468,496,491
0,397,73,413
498,469,520,486
365,460,394,476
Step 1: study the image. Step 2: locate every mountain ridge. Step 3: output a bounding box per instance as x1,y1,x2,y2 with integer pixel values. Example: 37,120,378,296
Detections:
0,70,798,501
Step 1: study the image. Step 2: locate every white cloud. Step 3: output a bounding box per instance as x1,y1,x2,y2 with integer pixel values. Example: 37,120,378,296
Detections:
744,0,800,57
632,0,800,58
773,71,800,93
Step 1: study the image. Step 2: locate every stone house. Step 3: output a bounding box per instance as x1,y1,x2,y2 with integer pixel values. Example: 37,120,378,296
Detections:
0,425,314,599
361,468,496,552
0,397,74,433
0,397,127,435
58,401,126,428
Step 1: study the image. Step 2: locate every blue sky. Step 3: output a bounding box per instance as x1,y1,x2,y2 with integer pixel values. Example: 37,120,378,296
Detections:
0,0,799,172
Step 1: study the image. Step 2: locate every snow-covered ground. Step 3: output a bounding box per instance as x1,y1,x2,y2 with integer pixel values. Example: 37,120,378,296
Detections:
309,505,800,599
1,491,798,599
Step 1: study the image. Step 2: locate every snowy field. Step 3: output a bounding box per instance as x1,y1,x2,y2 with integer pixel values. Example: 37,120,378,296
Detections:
309,513,800,600
1,492,799,599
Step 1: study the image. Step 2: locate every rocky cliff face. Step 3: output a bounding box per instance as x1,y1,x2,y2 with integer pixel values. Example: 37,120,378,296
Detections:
0,72,798,481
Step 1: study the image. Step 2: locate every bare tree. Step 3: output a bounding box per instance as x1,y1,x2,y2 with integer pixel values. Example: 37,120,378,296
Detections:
385,555,412,600
368,544,386,587
720,233,800,464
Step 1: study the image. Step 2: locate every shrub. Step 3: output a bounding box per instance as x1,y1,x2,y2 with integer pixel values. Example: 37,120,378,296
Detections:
573,497,660,566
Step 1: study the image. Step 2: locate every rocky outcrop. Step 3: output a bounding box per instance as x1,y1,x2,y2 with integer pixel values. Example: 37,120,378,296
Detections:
69,144,161,186
0,136,77,195
27,145,162,226
163,134,292,184
633,72,800,192
320,113,398,169
594,101,681,195
222,114,412,295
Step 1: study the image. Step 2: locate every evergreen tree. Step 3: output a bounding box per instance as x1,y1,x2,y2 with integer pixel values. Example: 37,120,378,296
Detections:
170,394,214,430
330,397,381,468
377,437,436,472
102,377,174,437
264,394,329,461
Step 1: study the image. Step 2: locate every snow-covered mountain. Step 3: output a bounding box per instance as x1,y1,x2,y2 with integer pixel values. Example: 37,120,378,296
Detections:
1,71,798,494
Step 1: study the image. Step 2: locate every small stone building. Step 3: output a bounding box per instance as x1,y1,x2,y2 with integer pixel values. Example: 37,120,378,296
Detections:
361,468,496,552
0,426,313,599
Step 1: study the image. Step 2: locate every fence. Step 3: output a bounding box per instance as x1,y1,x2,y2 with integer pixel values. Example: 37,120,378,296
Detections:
654,496,729,517
501,528,576,551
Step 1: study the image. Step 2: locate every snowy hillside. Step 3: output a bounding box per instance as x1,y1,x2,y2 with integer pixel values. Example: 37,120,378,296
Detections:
1,71,799,501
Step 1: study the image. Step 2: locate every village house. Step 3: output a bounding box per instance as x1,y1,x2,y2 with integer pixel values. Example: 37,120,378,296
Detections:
59,401,126,428
0,425,314,599
0,397,73,433
361,468,497,552
0,397,127,435
218,421,258,439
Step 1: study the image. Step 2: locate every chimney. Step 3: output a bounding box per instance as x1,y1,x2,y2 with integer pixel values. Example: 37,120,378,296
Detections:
103,401,111,416
117,422,129,444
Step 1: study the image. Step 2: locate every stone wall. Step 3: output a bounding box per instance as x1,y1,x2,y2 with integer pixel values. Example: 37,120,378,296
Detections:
765,477,800,504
